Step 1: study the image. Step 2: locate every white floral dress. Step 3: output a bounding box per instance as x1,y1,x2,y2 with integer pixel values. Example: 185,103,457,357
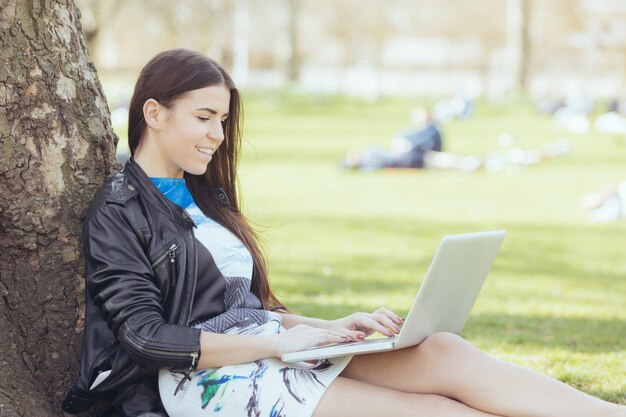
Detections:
159,314,352,417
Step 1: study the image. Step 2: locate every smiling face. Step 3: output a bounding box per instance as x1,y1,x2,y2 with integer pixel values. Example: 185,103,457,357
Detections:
137,84,231,178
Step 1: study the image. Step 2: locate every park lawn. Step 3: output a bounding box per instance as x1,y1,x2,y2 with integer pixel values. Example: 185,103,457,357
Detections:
237,92,626,403
112,91,626,403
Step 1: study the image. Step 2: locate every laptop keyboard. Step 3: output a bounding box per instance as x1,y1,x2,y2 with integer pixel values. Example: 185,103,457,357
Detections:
305,336,397,351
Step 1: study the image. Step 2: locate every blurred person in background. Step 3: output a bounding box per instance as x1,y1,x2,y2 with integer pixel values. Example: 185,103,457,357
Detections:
553,96,594,135
342,107,482,171
432,90,474,122
341,108,569,173
582,180,626,222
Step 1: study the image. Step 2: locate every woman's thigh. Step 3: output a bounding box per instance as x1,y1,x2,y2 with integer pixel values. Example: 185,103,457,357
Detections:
313,376,500,417
339,332,480,395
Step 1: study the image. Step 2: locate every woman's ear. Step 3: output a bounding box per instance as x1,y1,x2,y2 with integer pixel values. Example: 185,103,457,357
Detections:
143,98,165,130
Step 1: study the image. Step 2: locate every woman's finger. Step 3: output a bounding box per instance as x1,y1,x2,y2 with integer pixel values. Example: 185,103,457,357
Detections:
356,315,395,337
374,307,404,324
318,334,350,345
371,313,402,334
286,328,350,349
369,313,401,334
343,329,367,341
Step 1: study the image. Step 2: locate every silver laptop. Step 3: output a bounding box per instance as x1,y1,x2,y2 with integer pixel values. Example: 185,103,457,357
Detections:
281,230,506,363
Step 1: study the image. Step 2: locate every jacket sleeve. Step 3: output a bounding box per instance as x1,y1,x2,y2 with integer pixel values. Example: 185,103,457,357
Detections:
83,202,200,372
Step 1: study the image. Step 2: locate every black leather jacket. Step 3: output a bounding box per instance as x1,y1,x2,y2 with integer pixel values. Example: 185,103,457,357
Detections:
62,158,230,415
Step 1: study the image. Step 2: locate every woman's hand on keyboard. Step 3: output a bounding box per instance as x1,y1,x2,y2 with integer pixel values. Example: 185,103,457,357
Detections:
270,324,352,356
326,307,404,341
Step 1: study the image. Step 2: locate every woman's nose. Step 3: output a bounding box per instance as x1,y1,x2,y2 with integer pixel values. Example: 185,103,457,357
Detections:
208,120,225,143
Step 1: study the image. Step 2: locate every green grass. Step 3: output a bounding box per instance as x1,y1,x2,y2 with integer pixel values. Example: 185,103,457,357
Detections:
116,91,626,403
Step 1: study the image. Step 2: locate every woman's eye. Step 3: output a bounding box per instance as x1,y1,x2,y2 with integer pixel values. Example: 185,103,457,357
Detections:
197,116,209,121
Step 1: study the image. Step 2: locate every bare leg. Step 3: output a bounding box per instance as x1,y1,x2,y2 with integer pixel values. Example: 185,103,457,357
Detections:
340,333,626,417
313,376,503,417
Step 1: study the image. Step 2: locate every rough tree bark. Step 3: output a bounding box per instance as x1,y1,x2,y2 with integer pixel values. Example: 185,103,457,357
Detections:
0,0,118,416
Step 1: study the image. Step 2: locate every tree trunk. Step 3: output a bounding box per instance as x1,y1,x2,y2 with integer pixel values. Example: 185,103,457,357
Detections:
231,0,249,87
0,1,118,416
506,0,530,93
285,0,300,84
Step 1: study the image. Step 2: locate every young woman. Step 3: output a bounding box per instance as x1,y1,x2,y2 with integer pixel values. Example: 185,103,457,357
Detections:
64,49,626,417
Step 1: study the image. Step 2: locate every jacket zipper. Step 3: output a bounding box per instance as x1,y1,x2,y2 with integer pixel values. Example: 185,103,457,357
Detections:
184,228,198,326
168,243,177,290
175,351,199,395
168,244,177,263
122,323,198,363
150,242,178,269
173,224,200,396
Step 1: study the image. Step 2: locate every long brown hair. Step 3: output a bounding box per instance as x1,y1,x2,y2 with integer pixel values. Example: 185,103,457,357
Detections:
128,48,285,311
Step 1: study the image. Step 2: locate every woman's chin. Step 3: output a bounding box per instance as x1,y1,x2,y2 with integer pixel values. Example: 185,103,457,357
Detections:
185,164,210,176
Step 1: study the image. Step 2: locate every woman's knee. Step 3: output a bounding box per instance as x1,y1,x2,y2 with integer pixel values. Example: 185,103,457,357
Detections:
416,332,477,361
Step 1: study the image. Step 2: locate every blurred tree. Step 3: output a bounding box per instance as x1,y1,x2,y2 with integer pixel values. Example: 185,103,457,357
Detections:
0,0,118,416
507,0,530,92
528,0,586,77
75,0,125,55
75,0,235,71
529,0,626,96
57,1,626,102
232,0,250,85
299,0,506,69
286,0,301,82
304,0,394,67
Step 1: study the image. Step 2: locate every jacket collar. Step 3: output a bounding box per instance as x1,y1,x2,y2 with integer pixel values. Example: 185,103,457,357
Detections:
123,158,195,227
123,158,232,229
